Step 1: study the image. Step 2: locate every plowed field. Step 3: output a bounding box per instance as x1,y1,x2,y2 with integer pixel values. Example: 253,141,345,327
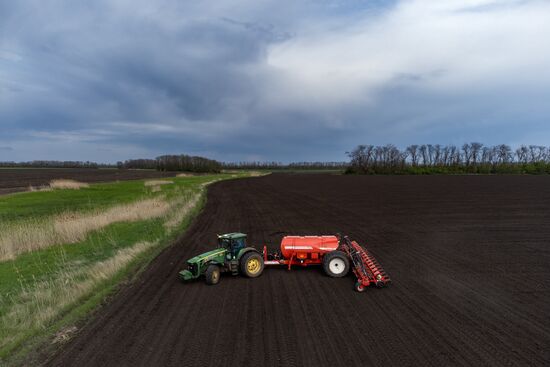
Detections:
0,168,177,195
47,174,550,366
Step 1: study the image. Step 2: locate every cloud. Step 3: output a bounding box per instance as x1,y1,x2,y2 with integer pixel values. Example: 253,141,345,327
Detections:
264,0,550,145
0,0,549,162
267,0,550,100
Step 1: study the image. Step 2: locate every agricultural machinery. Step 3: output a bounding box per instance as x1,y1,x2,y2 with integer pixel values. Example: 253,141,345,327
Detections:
179,233,390,292
179,233,264,285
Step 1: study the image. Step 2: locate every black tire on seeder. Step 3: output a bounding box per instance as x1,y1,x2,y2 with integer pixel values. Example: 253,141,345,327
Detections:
205,264,221,285
323,250,350,278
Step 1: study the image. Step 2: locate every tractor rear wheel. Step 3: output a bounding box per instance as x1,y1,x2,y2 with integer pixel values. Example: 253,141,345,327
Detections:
240,252,264,278
205,264,221,285
323,251,350,278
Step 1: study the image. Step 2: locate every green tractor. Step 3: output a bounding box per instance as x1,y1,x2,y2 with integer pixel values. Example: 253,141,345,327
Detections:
179,233,264,285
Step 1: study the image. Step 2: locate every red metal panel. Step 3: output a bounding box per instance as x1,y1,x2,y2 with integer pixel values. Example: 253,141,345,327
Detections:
280,235,338,259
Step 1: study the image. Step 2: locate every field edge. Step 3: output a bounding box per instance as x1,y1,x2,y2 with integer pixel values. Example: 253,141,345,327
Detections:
3,175,251,367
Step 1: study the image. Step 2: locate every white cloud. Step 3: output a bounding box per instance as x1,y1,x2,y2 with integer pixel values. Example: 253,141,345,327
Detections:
266,0,550,104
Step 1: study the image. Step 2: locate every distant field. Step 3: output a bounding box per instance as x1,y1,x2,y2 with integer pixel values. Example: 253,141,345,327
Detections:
0,168,178,195
271,168,344,174
223,168,344,175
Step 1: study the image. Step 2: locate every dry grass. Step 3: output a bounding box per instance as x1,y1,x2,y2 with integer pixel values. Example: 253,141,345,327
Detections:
28,185,52,192
145,180,173,193
248,171,265,177
163,193,200,229
52,326,78,344
144,180,173,187
0,197,170,261
49,179,89,190
0,241,156,350
0,188,206,262
0,219,55,261
54,197,170,244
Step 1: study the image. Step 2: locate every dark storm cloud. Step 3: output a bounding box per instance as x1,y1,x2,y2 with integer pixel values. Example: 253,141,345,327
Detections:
1,1,277,154
1,0,549,162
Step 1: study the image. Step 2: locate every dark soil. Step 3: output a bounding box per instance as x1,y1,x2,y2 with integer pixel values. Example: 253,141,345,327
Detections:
0,168,177,195
46,174,550,366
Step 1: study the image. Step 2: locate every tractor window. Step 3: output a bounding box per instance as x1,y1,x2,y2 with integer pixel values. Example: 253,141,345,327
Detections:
233,238,245,250
219,238,231,249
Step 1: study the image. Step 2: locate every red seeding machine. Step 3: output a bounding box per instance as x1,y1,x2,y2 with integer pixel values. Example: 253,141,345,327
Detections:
179,233,391,292
263,234,390,292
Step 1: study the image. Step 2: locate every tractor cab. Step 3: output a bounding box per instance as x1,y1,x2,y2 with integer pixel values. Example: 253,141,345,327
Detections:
217,233,247,258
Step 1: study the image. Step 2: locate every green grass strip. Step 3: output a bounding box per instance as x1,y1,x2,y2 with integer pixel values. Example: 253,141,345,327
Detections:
0,172,253,365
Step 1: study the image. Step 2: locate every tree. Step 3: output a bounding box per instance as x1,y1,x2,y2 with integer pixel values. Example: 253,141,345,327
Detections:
419,145,428,166
433,144,442,166
496,144,512,164
470,142,483,166
515,145,529,164
528,145,546,163
406,145,419,166
346,145,374,173
462,143,472,166
344,142,550,175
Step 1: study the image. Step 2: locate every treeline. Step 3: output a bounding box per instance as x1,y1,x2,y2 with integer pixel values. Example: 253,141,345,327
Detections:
0,160,110,168
0,157,345,172
118,155,222,173
0,155,222,173
120,157,345,172
7,144,550,175
347,143,550,174
221,161,347,170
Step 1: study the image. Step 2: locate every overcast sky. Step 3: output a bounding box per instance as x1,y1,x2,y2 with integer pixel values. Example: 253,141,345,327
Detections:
1,0,549,163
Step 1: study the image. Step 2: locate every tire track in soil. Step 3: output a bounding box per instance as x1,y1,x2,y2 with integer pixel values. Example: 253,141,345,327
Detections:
47,174,550,367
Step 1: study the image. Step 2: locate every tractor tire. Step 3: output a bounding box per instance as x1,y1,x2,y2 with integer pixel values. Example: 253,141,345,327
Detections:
205,264,221,285
323,250,350,278
240,252,264,278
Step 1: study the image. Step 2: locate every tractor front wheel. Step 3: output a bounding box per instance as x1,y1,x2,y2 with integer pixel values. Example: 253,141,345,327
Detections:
323,250,350,278
240,252,264,278
205,264,221,285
